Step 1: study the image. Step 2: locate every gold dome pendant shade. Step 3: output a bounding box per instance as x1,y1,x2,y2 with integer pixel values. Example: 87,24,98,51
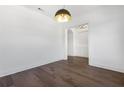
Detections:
55,9,72,22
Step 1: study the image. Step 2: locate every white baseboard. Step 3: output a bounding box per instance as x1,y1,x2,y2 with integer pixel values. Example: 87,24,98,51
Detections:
89,62,124,73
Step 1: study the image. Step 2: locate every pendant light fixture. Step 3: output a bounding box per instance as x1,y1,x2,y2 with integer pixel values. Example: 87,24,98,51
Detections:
55,6,72,22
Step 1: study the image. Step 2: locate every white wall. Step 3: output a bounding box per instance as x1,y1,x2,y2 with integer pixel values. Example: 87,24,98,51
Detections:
0,6,65,77
65,6,124,73
88,6,124,73
67,29,74,56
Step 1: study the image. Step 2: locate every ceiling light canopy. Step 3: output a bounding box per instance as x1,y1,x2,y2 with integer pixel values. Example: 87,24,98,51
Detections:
55,9,72,23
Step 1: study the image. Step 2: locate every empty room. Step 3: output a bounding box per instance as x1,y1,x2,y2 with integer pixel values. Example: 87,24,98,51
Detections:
0,5,124,87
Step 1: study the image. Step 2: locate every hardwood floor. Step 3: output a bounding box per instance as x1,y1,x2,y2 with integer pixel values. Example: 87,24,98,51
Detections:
0,56,124,87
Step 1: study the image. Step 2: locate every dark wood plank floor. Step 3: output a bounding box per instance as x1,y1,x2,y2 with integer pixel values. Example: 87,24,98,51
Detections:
0,56,124,87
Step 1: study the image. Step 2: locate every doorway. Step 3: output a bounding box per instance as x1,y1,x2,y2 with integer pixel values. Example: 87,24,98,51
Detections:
67,24,88,59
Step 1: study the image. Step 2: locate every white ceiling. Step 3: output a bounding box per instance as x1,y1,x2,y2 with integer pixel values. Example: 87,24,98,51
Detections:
22,5,100,20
